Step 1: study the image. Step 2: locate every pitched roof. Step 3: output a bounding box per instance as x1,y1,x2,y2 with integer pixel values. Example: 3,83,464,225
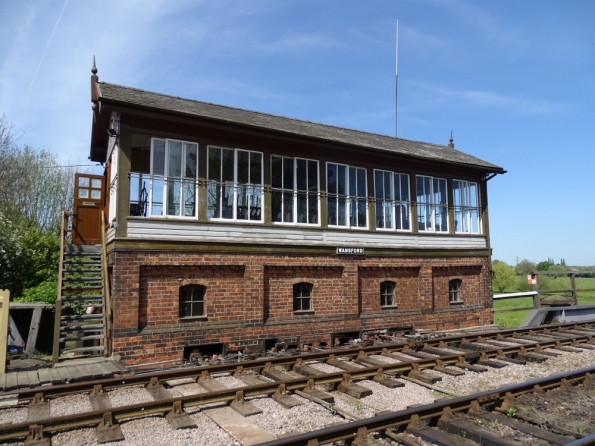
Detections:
97,81,504,173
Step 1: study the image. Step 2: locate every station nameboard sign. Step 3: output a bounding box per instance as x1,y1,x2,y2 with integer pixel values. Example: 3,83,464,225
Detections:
336,247,365,255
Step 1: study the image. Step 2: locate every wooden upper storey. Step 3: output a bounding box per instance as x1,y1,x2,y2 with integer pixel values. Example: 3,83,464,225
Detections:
89,70,505,251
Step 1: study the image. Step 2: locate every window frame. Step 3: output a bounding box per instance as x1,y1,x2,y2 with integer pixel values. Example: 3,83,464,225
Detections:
326,162,368,229
179,284,206,318
448,279,462,303
416,175,448,233
293,282,313,312
206,146,264,223
380,281,397,308
132,137,199,219
453,179,481,234
271,155,320,226
374,169,411,232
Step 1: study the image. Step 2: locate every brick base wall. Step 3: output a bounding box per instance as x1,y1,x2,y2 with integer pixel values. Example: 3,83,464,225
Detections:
110,250,494,365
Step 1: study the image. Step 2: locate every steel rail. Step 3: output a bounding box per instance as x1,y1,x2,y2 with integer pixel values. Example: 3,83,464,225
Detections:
0,332,594,441
3,322,595,402
257,366,595,446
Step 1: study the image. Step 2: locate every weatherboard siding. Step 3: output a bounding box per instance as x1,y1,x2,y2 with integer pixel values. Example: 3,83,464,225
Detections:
125,219,486,249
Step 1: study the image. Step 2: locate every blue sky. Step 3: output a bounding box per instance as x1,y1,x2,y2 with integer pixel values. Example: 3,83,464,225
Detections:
1,0,594,266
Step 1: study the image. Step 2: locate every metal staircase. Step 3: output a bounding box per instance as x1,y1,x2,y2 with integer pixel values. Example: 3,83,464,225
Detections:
52,210,111,363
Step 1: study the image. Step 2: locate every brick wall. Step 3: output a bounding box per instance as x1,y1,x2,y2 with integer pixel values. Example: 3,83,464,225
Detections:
110,250,493,365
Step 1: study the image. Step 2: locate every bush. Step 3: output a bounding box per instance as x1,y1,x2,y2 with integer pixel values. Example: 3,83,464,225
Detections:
492,261,516,293
17,277,58,305
515,277,534,292
0,213,29,296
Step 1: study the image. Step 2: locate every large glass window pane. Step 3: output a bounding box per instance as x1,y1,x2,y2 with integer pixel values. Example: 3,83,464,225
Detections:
250,152,262,185
337,165,346,195
308,160,318,190
185,144,197,179
167,179,181,216
168,141,182,177
183,180,195,217
296,159,307,190
349,167,356,197
151,178,164,216
328,196,337,225
357,168,366,197
452,180,480,233
328,164,337,194
328,163,366,228
237,150,249,184
283,158,294,189
272,156,282,188
222,149,234,182
338,196,346,226
152,140,165,176
208,147,221,181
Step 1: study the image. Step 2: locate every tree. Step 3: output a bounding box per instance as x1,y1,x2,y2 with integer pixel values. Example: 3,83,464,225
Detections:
492,261,516,293
515,259,536,276
0,115,78,232
536,261,553,271
0,115,76,302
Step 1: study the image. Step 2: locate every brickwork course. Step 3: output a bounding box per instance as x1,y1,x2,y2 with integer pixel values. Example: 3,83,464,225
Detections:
111,251,493,365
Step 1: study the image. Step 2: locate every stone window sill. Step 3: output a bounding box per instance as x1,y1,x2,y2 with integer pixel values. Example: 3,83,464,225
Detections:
381,305,399,309
449,301,464,305
179,316,208,322
293,310,315,315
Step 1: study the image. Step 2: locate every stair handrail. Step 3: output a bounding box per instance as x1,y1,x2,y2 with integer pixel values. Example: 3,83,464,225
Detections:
100,210,112,357
52,207,73,364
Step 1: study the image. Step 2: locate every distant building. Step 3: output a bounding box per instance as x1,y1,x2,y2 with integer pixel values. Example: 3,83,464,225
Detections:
81,64,505,365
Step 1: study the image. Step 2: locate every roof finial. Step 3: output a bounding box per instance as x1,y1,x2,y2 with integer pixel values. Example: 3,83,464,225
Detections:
448,131,454,148
91,56,98,75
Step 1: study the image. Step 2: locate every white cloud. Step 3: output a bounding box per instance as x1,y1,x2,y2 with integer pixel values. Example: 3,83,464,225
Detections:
410,81,570,115
431,0,530,55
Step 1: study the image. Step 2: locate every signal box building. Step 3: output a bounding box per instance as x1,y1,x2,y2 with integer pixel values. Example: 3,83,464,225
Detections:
85,66,505,366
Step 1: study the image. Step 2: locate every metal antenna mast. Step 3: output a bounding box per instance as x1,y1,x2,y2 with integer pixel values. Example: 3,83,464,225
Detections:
395,20,399,137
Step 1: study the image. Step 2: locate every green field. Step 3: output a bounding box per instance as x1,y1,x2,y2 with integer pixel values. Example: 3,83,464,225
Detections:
493,276,595,328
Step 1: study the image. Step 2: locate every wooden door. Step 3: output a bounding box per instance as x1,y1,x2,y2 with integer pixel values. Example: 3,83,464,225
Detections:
72,173,105,244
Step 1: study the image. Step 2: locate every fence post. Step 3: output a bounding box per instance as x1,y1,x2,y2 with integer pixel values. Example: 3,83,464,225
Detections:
0,289,10,374
532,271,541,308
570,273,577,305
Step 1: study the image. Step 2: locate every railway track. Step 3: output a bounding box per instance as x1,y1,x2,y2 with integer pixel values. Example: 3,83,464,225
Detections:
259,365,595,446
2,321,595,445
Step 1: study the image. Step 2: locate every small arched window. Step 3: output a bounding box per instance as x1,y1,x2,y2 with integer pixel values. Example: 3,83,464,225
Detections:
449,279,462,303
293,283,312,312
380,281,396,307
179,284,206,317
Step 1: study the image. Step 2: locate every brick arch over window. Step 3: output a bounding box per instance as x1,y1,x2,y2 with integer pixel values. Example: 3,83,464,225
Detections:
380,280,396,307
449,279,462,303
179,284,206,318
293,282,312,312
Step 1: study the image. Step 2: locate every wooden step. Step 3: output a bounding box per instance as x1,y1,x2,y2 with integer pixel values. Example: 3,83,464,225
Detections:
60,334,105,342
63,260,101,265
63,269,102,274
62,277,102,283
62,296,103,308
60,314,104,322
64,244,101,254
60,324,104,333
62,294,103,301
61,345,105,354
62,285,102,292
64,253,101,259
